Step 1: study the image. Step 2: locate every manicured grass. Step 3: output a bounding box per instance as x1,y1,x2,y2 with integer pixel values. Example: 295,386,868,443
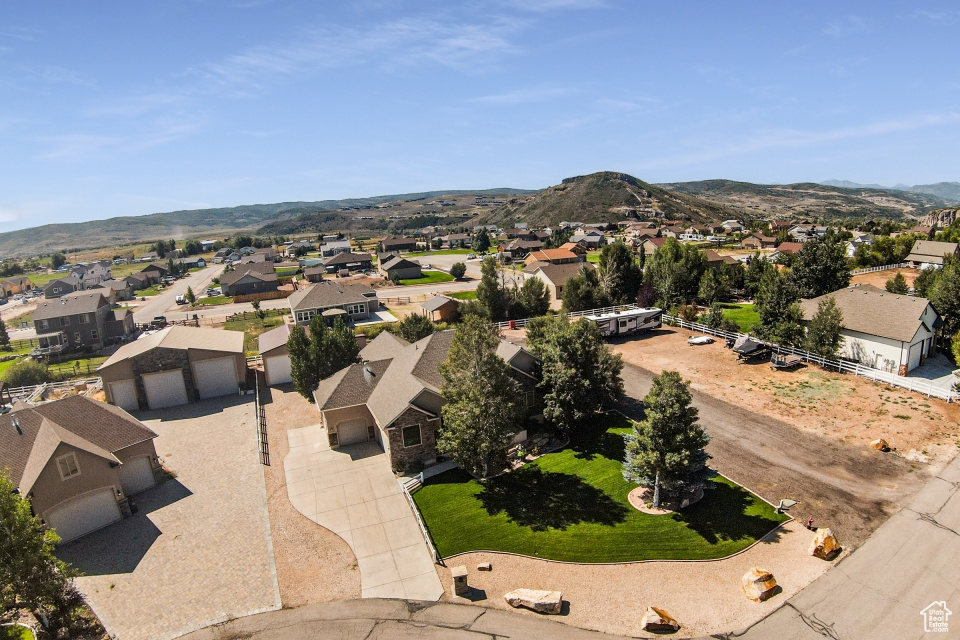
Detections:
406,249,474,257
447,290,477,300
46,355,110,380
398,270,455,286
585,252,601,263
0,624,34,640
224,314,288,355
137,284,164,297
720,303,759,332
413,413,787,562
0,357,28,378
275,267,300,278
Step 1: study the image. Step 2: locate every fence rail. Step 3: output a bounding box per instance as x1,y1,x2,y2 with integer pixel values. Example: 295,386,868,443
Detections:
663,314,958,402
399,481,443,566
6,377,102,401
225,308,290,322
850,262,910,276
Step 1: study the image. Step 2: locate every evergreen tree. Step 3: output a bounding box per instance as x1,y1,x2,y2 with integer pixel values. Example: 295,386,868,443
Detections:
184,286,196,304
805,297,844,358
622,371,711,508
885,271,909,294
50,253,66,270
476,257,508,321
516,276,550,317
790,230,851,298
394,313,435,343
597,241,643,304
287,324,316,400
473,227,491,253
450,262,466,279
754,269,804,346
438,315,521,477
914,267,940,298
0,316,9,350
526,316,624,434
929,261,960,336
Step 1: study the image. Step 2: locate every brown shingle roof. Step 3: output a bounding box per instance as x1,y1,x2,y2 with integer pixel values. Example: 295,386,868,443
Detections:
798,287,937,342
358,331,409,361
323,252,372,267
905,240,959,265
421,295,458,312
33,291,108,321
534,262,595,286
257,323,291,356
288,281,377,312
313,359,393,410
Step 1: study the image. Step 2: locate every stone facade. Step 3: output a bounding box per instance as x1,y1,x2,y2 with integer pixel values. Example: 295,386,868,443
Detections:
386,408,440,472
130,347,195,410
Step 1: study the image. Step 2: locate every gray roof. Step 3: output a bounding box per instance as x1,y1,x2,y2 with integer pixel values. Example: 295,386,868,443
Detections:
33,291,108,321
220,262,276,286
96,279,132,291
380,256,421,272
43,276,81,289
304,266,326,276
905,240,959,265
0,396,157,493
421,295,457,312
534,262,595,286
288,280,377,312
799,287,938,342
100,326,244,370
359,331,410,361
257,323,291,356
313,359,392,410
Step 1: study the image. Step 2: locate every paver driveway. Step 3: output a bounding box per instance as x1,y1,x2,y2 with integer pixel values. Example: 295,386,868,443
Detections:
58,398,281,640
284,424,443,600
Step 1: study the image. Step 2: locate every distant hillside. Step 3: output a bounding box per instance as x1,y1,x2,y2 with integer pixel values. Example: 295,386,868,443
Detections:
478,172,736,227
820,180,960,203
661,180,952,221
820,179,890,189
0,188,537,257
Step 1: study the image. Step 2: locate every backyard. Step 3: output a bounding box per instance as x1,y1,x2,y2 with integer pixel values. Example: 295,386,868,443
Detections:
447,290,477,300
398,270,455,286
720,302,759,331
407,249,474,257
223,313,288,355
413,413,787,563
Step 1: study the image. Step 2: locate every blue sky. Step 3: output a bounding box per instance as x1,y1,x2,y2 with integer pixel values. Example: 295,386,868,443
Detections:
2,1,959,231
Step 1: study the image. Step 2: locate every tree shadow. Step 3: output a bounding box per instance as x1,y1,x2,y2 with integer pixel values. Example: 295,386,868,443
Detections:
476,466,628,531
673,480,785,546
570,415,631,462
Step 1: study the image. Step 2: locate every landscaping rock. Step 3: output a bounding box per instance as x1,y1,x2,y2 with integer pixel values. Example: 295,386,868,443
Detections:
871,438,891,452
477,562,492,571
741,568,778,602
504,588,563,614
809,527,841,560
641,607,680,632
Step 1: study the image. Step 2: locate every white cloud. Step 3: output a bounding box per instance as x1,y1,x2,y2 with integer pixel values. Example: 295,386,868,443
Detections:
471,85,574,104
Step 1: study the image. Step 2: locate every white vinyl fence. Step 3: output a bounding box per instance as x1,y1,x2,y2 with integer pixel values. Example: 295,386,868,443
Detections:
850,262,910,276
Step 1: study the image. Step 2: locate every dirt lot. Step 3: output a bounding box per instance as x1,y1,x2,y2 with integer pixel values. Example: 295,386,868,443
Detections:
850,267,920,289
260,385,361,605
609,326,959,547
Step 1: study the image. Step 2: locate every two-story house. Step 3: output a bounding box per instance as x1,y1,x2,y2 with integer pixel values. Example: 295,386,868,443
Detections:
33,291,132,352
70,261,112,287
43,276,84,299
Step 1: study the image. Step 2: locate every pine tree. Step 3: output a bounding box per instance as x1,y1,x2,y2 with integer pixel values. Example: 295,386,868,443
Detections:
287,324,316,400
184,286,196,304
885,271,909,295
473,228,491,253
0,316,9,350
476,257,507,321
438,315,520,477
805,297,844,358
622,371,711,508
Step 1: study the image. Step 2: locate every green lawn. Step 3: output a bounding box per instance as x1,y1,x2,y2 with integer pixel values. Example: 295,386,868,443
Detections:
275,267,300,278
136,284,164,297
224,314,287,355
413,413,787,562
192,295,232,306
398,270,455,286
447,290,477,300
585,252,601,264
45,355,110,380
0,623,34,640
720,303,759,332
406,249,474,257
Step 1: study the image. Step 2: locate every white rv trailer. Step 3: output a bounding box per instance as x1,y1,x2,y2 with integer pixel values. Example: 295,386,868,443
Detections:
585,307,663,338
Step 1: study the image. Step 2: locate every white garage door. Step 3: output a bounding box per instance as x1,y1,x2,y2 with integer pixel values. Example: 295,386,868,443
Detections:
109,379,139,411
265,355,292,386
119,456,155,495
337,419,369,446
143,370,188,410
908,342,923,371
194,357,239,399
45,488,122,543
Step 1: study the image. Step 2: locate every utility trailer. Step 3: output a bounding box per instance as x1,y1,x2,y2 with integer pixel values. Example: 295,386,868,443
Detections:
585,307,662,338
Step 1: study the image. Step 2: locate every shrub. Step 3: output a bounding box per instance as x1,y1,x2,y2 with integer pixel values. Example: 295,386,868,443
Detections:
3,359,54,387
450,262,466,279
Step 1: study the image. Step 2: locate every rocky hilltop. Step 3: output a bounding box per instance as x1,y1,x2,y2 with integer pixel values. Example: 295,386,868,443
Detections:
923,208,960,228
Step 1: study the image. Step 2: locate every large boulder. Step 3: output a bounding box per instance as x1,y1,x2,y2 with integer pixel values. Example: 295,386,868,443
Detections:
741,568,778,602
641,607,680,632
809,527,841,560
504,588,563,614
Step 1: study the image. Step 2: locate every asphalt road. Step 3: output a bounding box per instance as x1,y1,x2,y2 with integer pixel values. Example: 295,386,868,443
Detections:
131,265,224,324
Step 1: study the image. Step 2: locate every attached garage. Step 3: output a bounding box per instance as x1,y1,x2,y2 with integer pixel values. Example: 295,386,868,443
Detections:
45,488,122,543
194,357,239,399
336,419,370,446
109,379,139,412
118,456,156,495
265,355,292,386
143,370,188,410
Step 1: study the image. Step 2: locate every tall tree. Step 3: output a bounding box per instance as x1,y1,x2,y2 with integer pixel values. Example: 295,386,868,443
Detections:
804,297,844,358
697,269,727,305
929,261,960,337
885,271,909,294
622,371,711,508
597,241,643,304
394,313,435,343
790,231,851,298
644,238,706,306
473,227,491,253
438,315,521,477
914,267,940,298
184,286,196,304
526,316,624,433
562,265,610,312
476,257,508,321
743,253,772,298
287,324,316,400
516,276,550,317
0,316,9,350
754,269,804,346
50,253,66,270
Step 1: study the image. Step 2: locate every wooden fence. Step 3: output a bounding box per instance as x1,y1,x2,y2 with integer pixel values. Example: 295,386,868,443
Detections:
232,289,293,304
226,308,290,322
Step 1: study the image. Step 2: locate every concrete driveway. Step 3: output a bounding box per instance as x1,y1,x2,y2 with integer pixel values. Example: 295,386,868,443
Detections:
284,424,444,600
58,398,281,640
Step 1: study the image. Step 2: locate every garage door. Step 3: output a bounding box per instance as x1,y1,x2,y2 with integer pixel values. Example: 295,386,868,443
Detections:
143,370,188,410
265,355,292,386
45,488,122,543
337,419,369,446
109,379,139,411
119,456,155,495
908,342,923,371
194,357,239,399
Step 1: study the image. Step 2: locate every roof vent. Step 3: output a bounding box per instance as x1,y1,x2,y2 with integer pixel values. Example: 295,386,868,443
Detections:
12,417,22,435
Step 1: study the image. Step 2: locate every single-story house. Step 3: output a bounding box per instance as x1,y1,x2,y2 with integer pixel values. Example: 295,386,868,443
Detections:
312,330,539,471
379,236,418,252
770,242,804,261
92,278,135,301
322,251,373,274
799,286,941,375
558,242,589,257
905,240,960,269
288,280,379,325
531,263,596,300
43,276,84,299
524,248,581,266
258,322,292,386
420,295,459,323
303,266,326,283
98,326,246,411
137,251,159,262
0,396,160,543
320,240,352,257
219,262,278,296
740,234,776,250
570,231,604,249
379,256,422,280
505,239,543,258
254,247,277,261
284,241,315,257
175,257,207,269
125,272,153,291
704,250,740,269
440,234,471,249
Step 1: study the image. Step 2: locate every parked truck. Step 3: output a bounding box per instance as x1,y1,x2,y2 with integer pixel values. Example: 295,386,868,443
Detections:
585,307,663,338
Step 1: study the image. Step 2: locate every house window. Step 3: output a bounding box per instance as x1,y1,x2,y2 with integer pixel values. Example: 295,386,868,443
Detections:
60,316,70,326
53,287,61,294
56,453,80,480
402,425,422,448
38,320,48,331
348,303,365,315
90,330,98,339
74,333,81,342
80,313,91,324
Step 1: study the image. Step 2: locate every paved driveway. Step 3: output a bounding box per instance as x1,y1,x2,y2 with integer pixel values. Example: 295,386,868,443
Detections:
284,424,443,600
58,398,281,640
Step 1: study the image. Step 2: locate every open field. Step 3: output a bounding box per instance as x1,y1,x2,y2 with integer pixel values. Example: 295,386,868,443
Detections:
398,270,455,286
415,413,786,562
850,267,920,289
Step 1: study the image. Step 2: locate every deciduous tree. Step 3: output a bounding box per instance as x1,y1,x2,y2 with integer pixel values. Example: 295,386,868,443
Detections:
516,276,550,317
929,261,960,336
450,262,466,279
754,269,804,346
790,230,851,298
287,324,316,400
644,238,707,306
476,257,508,321
394,312,435,343
597,241,642,304
622,371,711,508
804,297,844,358
561,265,610,312
0,317,9,350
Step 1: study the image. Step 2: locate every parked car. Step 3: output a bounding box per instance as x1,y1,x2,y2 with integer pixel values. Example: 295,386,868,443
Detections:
152,316,167,327
175,295,187,305
467,254,476,259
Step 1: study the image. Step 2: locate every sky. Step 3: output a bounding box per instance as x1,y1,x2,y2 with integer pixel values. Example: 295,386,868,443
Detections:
2,1,959,231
